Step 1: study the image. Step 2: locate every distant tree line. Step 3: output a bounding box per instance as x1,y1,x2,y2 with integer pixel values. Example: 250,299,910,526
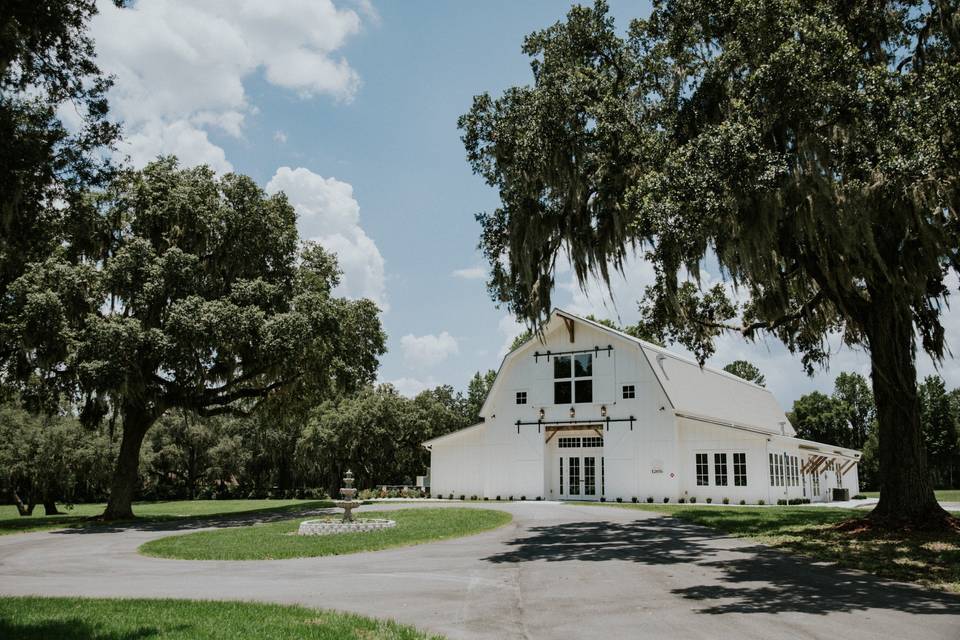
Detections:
787,373,960,492
0,372,497,509
724,362,960,492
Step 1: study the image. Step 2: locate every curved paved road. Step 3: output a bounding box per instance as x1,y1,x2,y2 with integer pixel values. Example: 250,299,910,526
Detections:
1,502,958,639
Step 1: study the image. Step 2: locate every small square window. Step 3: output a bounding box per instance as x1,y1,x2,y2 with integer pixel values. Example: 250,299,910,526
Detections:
516,391,527,405
622,384,635,399
554,355,571,379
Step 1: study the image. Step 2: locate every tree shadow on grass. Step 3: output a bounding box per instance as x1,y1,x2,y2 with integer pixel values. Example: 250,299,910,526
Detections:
0,619,167,640
483,517,960,617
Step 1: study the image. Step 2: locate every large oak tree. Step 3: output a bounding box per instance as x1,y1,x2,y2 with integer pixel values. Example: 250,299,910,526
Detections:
2,158,386,519
460,1,959,528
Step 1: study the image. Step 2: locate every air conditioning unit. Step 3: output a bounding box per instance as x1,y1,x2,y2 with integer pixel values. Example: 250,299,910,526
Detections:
831,488,849,502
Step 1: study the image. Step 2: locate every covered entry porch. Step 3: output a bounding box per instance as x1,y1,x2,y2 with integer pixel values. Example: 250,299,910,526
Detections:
544,425,605,501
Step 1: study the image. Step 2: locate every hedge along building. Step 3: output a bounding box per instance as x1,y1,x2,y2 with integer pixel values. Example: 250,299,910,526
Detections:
424,310,861,503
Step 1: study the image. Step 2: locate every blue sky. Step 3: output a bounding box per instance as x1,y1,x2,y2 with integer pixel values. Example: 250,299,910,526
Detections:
89,0,958,408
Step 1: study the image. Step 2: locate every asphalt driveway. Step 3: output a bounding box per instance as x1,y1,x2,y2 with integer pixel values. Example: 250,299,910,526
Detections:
0,501,958,639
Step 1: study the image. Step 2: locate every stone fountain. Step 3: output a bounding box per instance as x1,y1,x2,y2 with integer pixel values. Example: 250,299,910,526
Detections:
297,470,396,536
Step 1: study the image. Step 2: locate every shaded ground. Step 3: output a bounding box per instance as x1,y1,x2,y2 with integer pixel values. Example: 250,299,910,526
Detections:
1,502,958,639
589,504,960,593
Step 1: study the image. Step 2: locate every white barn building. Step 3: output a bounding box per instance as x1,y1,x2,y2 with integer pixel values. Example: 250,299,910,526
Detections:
424,310,860,504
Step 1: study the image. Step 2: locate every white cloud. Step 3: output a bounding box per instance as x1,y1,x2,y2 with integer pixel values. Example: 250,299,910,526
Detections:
266,166,386,308
400,332,459,369
452,266,486,280
387,376,435,398
559,250,655,326
92,0,366,169
273,130,288,144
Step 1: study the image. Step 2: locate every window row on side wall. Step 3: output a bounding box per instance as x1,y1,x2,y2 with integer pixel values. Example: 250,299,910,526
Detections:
695,452,747,487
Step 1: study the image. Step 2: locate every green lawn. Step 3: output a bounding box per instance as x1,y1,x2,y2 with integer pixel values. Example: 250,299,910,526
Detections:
140,508,512,560
861,489,960,502
597,503,960,593
0,499,333,536
0,596,441,640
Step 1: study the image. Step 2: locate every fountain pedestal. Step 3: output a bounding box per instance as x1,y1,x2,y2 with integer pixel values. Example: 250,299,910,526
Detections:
297,470,396,536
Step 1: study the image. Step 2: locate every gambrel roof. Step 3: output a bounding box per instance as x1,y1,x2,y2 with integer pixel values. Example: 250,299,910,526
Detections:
485,309,796,437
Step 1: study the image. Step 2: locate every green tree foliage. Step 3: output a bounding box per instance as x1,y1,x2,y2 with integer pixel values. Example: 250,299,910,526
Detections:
509,330,533,352
919,376,960,489
722,361,766,387
2,158,386,519
789,392,849,447
0,401,114,514
832,372,875,450
463,369,497,423
459,0,959,527
0,1,120,373
296,385,469,495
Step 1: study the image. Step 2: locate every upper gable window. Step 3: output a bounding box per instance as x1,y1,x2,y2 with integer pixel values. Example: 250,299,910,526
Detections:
516,391,527,405
622,384,635,399
554,353,592,404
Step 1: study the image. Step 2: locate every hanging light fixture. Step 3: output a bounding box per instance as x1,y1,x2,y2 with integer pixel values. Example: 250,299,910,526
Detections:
569,406,576,419
600,405,607,418
538,408,545,420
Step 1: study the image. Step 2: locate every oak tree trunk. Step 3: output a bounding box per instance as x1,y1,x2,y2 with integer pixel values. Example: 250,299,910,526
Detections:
102,405,155,520
866,293,952,529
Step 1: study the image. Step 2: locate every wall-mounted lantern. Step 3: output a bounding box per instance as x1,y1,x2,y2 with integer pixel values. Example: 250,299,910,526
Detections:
569,406,576,419
538,408,545,421
600,405,607,418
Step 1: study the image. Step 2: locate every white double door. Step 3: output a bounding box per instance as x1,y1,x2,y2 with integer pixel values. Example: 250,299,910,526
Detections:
559,454,600,500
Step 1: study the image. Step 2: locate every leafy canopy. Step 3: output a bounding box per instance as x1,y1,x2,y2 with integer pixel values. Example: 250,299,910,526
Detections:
722,360,766,387
2,157,386,423
460,0,960,369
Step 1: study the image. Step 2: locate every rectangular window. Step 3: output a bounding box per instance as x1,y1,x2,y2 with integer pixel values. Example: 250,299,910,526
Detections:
622,384,635,399
574,379,593,403
581,436,603,448
554,353,593,404
559,457,563,495
601,456,605,495
515,391,527,405
568,457,580,495
696,453,709,486
584,457,596,496
778,454,785,487
558,437,581,448
574,353,593,377
769,453,775,486
714,453,728,486
733,452,747,486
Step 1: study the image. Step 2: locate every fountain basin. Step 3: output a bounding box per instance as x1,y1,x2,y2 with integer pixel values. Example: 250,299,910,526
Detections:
297,518,396,536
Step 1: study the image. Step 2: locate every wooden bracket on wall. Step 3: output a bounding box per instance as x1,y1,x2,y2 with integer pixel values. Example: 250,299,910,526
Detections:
840,459,857,476
562,316,575,343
